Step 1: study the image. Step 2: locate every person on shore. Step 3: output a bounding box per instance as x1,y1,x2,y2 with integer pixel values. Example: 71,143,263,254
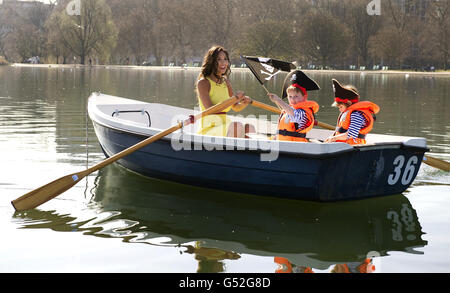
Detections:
268,70,320,142
324,79,379,145
196,45,255,138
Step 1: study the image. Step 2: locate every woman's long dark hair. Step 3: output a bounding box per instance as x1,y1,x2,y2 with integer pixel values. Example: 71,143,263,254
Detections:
197,45,231,83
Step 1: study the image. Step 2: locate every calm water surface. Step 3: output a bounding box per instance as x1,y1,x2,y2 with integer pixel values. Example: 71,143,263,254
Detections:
0,65,449,273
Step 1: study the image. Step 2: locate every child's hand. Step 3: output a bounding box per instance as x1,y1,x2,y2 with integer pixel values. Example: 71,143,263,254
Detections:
268,93,280,103
324,136,335,143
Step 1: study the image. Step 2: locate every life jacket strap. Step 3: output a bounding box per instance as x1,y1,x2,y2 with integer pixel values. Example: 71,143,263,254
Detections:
278,130,307,138
337,127,366,139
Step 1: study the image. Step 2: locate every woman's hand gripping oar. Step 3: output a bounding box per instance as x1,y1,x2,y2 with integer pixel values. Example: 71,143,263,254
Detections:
11,96,240,212
249,99,449,172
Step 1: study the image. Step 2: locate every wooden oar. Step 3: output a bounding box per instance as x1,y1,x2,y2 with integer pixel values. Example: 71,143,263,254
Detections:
250,99,280,114
303,117,450,171
423,155,450,172
11,96,240,212
250,99,449,172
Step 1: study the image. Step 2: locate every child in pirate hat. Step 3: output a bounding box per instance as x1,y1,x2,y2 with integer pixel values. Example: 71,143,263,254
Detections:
324,79,379,145
268,70,320,142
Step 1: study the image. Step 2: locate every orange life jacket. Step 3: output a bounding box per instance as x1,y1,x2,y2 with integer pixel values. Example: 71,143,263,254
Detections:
274,257,314,273
335,101,380,145
278,101,319,142
274,257,292,273
333,259,375,273
358,258,376,273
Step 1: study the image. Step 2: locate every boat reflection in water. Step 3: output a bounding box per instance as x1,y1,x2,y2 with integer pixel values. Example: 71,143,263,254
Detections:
274,256,376,273
14,164,427,272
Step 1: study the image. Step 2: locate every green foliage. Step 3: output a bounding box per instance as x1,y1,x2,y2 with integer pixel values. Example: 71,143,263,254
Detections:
237,19,297,61
300,10,351,67
45,0,118,64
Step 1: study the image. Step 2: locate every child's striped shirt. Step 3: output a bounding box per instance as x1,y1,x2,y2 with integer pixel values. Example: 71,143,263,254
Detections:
348,111,368,139
287,108,309,129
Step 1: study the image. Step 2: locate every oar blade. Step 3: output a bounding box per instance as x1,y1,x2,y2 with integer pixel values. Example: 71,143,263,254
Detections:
11,172,86,212
11,96,239,212
423,155,450,172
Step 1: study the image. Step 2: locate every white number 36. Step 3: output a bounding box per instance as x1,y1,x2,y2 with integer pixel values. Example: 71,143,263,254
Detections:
388,155,419,185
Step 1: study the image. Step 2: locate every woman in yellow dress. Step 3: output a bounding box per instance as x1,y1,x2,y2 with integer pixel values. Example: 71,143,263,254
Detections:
196,46,255,137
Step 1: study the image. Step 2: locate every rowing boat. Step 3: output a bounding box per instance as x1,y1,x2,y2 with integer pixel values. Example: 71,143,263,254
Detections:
87,92,428,202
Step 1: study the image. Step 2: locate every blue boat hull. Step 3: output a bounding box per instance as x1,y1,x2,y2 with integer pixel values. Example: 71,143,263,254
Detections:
92,121,427,202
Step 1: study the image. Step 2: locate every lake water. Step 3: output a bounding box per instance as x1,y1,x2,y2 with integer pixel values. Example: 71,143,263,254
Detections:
0,65,449,273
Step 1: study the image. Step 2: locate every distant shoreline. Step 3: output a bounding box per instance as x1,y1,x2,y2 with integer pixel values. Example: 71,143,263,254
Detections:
9,63,450,76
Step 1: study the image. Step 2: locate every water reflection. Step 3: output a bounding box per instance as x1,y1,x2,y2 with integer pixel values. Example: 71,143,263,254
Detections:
274,256,375,273
13,163,427,272
182,242,241,273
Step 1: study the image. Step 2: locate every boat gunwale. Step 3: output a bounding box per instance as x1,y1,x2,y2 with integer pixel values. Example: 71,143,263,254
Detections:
88,93,429,158
91,119,429,163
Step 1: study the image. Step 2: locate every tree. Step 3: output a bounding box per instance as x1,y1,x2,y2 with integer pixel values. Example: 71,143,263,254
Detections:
369,26,410,68
404,10,432,69
109,0,151,65
300,10,351,68
201,0,238,50
346,0,382,67
428,0,449,70
1,1,54,62
0,10,13,59
159,0,204,65
237,19,296,60
368,0,413,68
234,0,303,60
46,20,72,64
0,0,446,70
15,4,53,61
107,0,168,65
46,0,118,64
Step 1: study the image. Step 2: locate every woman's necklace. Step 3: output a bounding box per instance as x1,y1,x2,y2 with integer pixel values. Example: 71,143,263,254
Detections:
212,74,223,85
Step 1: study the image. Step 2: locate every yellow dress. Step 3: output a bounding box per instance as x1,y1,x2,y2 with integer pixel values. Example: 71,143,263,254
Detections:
197,77,233,136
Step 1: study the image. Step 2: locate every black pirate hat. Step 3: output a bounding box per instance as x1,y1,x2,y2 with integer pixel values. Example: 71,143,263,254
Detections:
332,79,359,103
282,70,320,99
